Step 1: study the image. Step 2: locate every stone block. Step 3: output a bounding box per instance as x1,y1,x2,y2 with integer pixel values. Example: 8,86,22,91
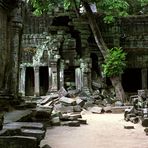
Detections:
103,106,112,113
3,122,45,130
83,101,95,110
59,96,76,106
68,121,80,127
77,118,87,124
60,114,70,121
51,117,61,126
69,114,82,120
21,128,45,144
141,118,148,127
40,94,59,105
58,87,68,97
124,125,134,129
54,104,74,113
76,97,85,107
111,106,128,114
61,121,71,126
0,136,37,148
73,105,82,112
88,106,103,114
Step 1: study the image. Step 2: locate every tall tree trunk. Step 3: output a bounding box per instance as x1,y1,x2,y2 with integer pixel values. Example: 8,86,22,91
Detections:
82,1,126,101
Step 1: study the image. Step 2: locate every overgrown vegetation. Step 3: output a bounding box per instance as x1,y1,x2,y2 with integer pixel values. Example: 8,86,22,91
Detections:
102,47,127,77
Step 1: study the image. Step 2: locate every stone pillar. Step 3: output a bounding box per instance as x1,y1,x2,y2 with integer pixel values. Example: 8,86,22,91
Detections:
75,68,82,91
34,66,40,96
9,2,23,98
141,68,147,89
19,66,26,96
80,58,92,95
0,9,7,93
59,60,64,89
47,67,52,94
50,61,58,92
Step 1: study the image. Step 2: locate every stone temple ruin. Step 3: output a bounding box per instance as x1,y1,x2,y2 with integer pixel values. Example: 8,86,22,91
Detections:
19,6,148,98
0,0,148,147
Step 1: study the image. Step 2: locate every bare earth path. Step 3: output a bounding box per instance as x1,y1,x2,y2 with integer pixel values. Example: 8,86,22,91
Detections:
41,113,148,148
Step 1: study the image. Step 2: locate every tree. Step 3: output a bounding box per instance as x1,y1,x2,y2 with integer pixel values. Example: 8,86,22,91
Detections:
28,0,148,101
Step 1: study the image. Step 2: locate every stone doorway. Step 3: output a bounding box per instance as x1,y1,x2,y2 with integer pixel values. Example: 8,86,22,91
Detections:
122,68,142,92
25,67,34,96
39,66,49,96
91,53,100,81
64,67,75,90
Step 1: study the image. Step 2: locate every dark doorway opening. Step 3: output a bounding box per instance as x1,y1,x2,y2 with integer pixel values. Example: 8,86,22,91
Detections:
39,66,49,96
25,67,34,96
64,67,75,90
91,53,100,80
122,68,141,92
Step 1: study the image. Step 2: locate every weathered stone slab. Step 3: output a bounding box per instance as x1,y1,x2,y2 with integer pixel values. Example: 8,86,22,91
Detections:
77,118,87,124
73,105,82,112
124,125,134,129
3,122,45,130
103,106,112,113
4,110,32,124
88,106,103,114
76,97,85,107
111,106,128,114
21,128,45,143
69,114,82,120
83,101,95,109
59,96,76,106
68,121,80,127
54,103,74,113
51,117,61,126
40,94,59,105
0,136,37,148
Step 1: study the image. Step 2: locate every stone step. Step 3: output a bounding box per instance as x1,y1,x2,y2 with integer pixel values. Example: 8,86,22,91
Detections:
0,136,37,148
3,122,45,130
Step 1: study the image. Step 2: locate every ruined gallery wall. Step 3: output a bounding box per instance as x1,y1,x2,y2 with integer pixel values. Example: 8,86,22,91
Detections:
120,16,148,68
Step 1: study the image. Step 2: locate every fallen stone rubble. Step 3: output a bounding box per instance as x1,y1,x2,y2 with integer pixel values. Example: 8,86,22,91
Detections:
0,87,127,148
124,89,148,135
36,87,126,127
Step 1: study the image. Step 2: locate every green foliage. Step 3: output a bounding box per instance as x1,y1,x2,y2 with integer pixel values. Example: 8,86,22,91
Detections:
102,47,127,77
29,0,63,15
95,0,129,23
28,0,148,20
64,0,80,10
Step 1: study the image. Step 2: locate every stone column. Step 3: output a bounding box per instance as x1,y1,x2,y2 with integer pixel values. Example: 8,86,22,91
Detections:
75,68,82,91
59,60,65,89
0,9,7,94
141,68,147,89
50,60,58,92
34,66,40,96
80,58,92,95
47,67,52,94
19,66,26,96
9,2,23,98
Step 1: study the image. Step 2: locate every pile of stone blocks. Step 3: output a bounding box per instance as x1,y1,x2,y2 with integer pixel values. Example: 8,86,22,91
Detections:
124,89,148,127
0,109,48,148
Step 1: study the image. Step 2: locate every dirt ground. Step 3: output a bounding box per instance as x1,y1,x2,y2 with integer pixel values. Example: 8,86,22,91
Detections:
40,113,148,148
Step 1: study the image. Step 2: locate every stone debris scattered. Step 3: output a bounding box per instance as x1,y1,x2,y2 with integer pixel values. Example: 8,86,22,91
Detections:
0,87,128,147
124,89,148,127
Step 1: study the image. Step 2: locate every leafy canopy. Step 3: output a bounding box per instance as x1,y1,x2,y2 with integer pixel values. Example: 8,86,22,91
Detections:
28,0,148,23
102,47,127,77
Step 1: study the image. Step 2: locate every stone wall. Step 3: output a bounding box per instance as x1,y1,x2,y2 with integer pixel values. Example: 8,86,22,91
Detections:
0,0,23,103
20,6,148,95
